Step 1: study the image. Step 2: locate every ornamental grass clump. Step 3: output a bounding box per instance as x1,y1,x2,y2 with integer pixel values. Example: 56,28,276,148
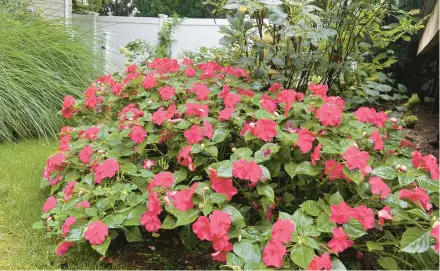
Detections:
0,1,102,141
35,58,439,270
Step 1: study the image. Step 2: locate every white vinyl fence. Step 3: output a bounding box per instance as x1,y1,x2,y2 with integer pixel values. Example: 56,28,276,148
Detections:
72,14,229,73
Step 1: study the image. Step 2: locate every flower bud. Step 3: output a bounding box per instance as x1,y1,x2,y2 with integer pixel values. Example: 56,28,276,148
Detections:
400,165,407,172
390,117,398,123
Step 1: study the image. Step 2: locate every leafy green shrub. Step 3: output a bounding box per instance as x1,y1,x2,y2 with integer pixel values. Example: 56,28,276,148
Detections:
35,58,439,270
403,114,418,129
0,1,102,141
214,0,422,105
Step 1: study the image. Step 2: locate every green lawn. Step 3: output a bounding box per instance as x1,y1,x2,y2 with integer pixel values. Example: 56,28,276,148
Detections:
0,140,216,270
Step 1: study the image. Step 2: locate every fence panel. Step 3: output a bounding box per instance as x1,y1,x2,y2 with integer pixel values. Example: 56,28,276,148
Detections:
72,15,229,72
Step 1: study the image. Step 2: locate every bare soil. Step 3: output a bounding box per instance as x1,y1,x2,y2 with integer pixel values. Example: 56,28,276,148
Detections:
405,103,439,158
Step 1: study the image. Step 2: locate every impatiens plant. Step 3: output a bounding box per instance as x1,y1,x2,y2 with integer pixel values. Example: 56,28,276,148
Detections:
34,58,439,270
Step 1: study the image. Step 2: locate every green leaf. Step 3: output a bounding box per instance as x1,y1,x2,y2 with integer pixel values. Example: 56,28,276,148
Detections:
317,137,341,154
331,257,347,271
282,192,295,203
300,200,321,216
65,170,80,182
328,192,344,205
205,146,218,157
233,240,261,263
290,245,315,269
91,237,111,256
161,215,178,229
377,257,399,270
285,162,296,178
317,213,335,233
400,227,431,253
342,167,363,184
292,209,313,226
173,168,188,184
124,226,143,242
226,252,244,268
372,166,397,180
343,218,367,240
398,173,416,186
175,209,200,226
209,193,228,204
217,160,233,178
256,183,274,203
366,241,384,252
120,162,137,175
294,161,322,176
213,128,230,143
202,204,213,216
416,175,439,192
222,205,245,229
85,207,98,217
180,225,197,250
230,147,253,161
32,221,44,229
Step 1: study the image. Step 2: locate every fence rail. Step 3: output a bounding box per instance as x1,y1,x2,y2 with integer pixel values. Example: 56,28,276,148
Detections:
72,14,229,72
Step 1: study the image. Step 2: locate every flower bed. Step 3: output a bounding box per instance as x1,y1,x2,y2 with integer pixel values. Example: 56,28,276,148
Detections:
36,58,439,270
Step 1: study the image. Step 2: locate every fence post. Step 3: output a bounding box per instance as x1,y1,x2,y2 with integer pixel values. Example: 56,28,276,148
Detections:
158,14,168,30
102,32,111,74
92,13,99,57
64,0,69,29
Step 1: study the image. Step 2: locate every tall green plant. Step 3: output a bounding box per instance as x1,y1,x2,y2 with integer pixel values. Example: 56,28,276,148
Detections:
0,1,103,141
217,0,423,107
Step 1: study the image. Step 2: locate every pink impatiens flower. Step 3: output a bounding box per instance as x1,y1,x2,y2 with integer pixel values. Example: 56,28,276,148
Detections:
56,241,75,256
130,125,147,144
325,160,344,180
94,159,120,184
141,212,162,232
184,125,204,144
84,221,109,245
343,146,370,170
311,144,322,166
192,216,212,241
370,130,384,151
309,83,328,98
79,145,93,164
61,96,76,119
351,205,375,230
378,206,393,227
178,145,195,172
297,128,315,153
159,86,175,101
142,73,157,89
143,159,156,170
203,121,214,140
330,201,352,224
308,253,333,271
218,107,234,121
315,102,343,127
191,83,210,101
263,240,286,268
149,171,174,190
422,154,439,180
252,119,277,142
173,183,199,211
369,177,391,199
43,196,57,213
399,187,432,211
62,216,76,237
63,181,76,201
186,103,209,118
271,219,295,243
209,169,238,200
232,159,263,186
328,227,353,253
209,210,232,238
223,93,241,108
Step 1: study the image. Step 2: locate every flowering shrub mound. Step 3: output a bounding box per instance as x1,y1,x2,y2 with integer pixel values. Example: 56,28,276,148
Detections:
35,58,439,270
